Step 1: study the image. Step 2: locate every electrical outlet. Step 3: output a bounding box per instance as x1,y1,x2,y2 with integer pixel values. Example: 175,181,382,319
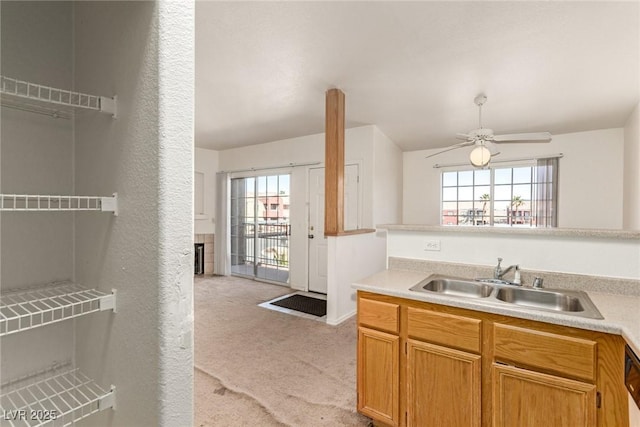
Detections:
424,240,441,251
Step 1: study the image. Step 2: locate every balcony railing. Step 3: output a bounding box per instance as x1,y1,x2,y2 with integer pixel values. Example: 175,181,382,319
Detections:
231,222,290,270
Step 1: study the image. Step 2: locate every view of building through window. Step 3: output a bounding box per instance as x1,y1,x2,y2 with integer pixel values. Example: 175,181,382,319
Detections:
230,174,291,283
441,166,540,227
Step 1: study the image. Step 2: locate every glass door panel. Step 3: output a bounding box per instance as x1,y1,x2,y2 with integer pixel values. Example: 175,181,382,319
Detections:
230,174,290,284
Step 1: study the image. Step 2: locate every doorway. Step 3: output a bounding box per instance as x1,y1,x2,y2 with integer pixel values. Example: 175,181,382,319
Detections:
230,174,291,284
308,164,360,294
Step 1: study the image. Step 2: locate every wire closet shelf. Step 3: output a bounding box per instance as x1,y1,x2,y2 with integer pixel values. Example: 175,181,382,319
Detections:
0,194,118,215
0,366,115,427
0,75,117,118
0,282,116,337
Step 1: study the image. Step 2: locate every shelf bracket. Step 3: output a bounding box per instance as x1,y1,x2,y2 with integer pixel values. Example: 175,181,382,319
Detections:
101,193,118,216
98,386,116,411
99,95,117,119
100,289,117,313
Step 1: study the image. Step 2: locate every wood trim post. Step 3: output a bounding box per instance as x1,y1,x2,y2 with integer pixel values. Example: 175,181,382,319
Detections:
325,88,345,236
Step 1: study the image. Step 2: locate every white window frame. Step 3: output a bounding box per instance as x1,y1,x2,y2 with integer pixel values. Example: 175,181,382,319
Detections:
440,161,545,227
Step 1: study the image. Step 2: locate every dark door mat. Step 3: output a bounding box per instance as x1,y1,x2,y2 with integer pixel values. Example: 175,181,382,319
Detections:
271,294,327,317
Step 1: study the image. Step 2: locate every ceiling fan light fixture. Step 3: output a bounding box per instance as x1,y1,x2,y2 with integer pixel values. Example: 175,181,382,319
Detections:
425,95,551,163
469,145,491,167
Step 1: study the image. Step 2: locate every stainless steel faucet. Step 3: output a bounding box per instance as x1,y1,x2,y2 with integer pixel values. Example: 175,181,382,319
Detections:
494,258,518,280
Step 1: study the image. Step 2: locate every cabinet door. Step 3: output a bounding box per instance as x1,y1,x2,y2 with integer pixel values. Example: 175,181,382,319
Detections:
493,363,597,427
357,326,400,426
407,340,481,427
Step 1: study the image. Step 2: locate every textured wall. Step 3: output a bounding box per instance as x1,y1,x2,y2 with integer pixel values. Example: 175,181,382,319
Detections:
156,2,195,424
73,2,193,425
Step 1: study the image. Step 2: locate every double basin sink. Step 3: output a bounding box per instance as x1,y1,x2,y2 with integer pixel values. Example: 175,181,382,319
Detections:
409,274,603,319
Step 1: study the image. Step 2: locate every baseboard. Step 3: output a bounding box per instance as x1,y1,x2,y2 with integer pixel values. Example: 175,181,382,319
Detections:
326,309,356,326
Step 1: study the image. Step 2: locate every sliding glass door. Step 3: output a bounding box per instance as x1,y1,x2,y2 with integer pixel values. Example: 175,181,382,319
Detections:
230,174,290,284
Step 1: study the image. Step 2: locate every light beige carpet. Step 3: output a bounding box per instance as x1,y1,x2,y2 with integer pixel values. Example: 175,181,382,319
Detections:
194,275,372,427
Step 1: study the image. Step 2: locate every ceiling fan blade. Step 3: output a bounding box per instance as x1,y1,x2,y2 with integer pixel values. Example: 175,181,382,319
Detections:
456,133,472,141
425,141,474,159
492,132,552,143
484,140,500,155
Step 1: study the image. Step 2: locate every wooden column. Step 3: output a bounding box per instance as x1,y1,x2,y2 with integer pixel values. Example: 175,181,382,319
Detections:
325,88,345,236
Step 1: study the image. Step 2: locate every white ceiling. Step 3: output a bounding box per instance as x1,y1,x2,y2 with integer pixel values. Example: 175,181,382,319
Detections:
195,1,639,152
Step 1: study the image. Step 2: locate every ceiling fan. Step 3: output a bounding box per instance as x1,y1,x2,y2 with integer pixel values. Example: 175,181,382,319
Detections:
426,94,552,167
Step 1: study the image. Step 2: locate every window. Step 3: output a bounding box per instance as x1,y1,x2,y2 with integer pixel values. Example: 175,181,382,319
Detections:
441,163,557,227
270,203,278,210
283,204,290,210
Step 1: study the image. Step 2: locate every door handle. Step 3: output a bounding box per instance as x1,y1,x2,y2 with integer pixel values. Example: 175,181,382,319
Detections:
308,234,314,239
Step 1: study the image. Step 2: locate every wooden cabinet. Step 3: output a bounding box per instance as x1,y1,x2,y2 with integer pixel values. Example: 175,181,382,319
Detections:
493,323,597,382
493,363,596,427
407,306,481,353
357,297,400,426
359,297,399,334
357,327,400,426
407,340,481,427
405,306,482,427
492,322,599,426
356,291,628,427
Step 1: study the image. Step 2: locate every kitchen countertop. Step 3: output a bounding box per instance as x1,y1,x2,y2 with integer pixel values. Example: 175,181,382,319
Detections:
352,269,640,356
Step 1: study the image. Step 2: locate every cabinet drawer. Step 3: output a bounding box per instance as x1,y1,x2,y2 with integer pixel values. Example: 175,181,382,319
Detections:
359,298,399,334
493,323,597,382
407,307,481,353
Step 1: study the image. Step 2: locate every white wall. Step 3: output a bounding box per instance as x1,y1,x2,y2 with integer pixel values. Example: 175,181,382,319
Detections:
326,232,387,325
217,125,377,290
218,131,323,290
403,128,625,229
386,229,640,280
0,0,75,384
195,147,218,234
74,2,193,426
218,125,376,223
216,124,402,319
558,128,624,229
324,127,402,324
373,127,403,224
624,102,640,230
156,5,194,424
